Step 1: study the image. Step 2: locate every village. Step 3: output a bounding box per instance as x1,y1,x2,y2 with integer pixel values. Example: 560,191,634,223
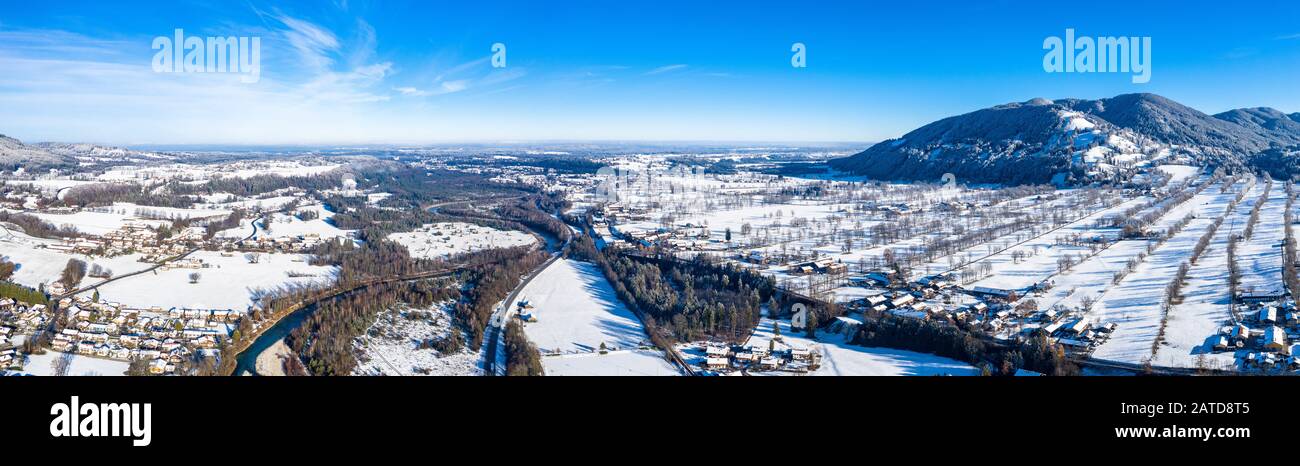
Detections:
557,155,1300,375
0,158,363,375
0,293,238,374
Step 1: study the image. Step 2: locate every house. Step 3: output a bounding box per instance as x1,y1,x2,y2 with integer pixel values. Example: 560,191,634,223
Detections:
888,294,915,309
1239,288,1287,304
1064,318,1090,335
1212,336,1230,352
1043,321,1065,335
969,286,1014,300
148,358,169,375
1263,326,1287,352
704,357,728,370
1259,307,1279,325
1231,324,1251,343
705,346,729,359
858,272,895,287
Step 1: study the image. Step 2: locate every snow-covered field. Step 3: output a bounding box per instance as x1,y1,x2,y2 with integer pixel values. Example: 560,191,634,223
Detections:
352,304,480,376
14,351,129,376
1157,165,1202,185
745,316,979,376
2,179,97,194
219,204,351,241
517,258,678,376
79,250,337,311
1090,181,1239,365
540,350,679,376
389,222,535,259
521,259,648,353
0,229,153,288
1150,181,1260,368
1237,182,1286,296
204,195,299,212
960,196,1142,291
30,211,164,236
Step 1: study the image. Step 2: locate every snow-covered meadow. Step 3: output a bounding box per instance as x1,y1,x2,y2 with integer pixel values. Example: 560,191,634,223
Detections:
78,250,337,311
516,258,678,376
352,304,480,376
389,222,535,259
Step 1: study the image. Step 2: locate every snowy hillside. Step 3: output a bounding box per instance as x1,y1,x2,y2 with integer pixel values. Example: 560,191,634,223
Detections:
831,93,1300,185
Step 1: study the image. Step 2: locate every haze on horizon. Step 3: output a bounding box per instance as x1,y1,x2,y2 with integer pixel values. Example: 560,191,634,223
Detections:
2,0,1300,146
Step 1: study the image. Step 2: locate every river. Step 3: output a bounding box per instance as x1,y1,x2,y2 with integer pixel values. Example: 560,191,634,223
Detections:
232,205,565,376
232,300,316,375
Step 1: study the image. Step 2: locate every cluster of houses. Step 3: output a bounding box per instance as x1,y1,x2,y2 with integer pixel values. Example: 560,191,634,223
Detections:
600,204,728,252
859,201,917,218
786,258,848,276
36,204,338,262
44,221,202,260
237,232,330,253
0,294,238,375
694,341,818,374
609,224,719,251
600,203,653,223
1035,312,1117,352
1217,298,1300,372
844,271,1118,352
0,300,48,346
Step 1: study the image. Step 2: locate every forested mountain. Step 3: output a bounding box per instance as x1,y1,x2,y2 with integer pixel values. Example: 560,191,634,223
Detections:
830,93,1300,184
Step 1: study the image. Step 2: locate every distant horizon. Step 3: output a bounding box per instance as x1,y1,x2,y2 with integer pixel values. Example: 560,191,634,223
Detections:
7,89,1300,149
34,138,877,151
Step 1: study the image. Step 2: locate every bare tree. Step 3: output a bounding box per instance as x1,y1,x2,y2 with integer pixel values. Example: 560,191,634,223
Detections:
60,259,87,290
51,352,73,376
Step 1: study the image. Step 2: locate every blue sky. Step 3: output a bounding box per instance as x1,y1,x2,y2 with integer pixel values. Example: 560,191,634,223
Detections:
2,0,1300,145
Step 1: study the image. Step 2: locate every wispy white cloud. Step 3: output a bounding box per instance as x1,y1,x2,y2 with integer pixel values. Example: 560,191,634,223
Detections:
394,86,430,97
645,64,687,75
0,10,400,142
274,14,341,70
394,56,526,97
1277,32,1300,40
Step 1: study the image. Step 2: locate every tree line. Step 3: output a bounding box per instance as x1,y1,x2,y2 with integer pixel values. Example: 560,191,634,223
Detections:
0,211,79,239
854,314,1079,376
285,278,460,376
600,249,775,344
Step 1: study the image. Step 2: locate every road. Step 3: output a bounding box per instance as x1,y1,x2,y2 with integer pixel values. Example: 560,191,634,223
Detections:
480,221,570,376
56,205,278,300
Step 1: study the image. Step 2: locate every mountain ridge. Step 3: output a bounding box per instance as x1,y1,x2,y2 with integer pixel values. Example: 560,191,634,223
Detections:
830,93,1300,184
